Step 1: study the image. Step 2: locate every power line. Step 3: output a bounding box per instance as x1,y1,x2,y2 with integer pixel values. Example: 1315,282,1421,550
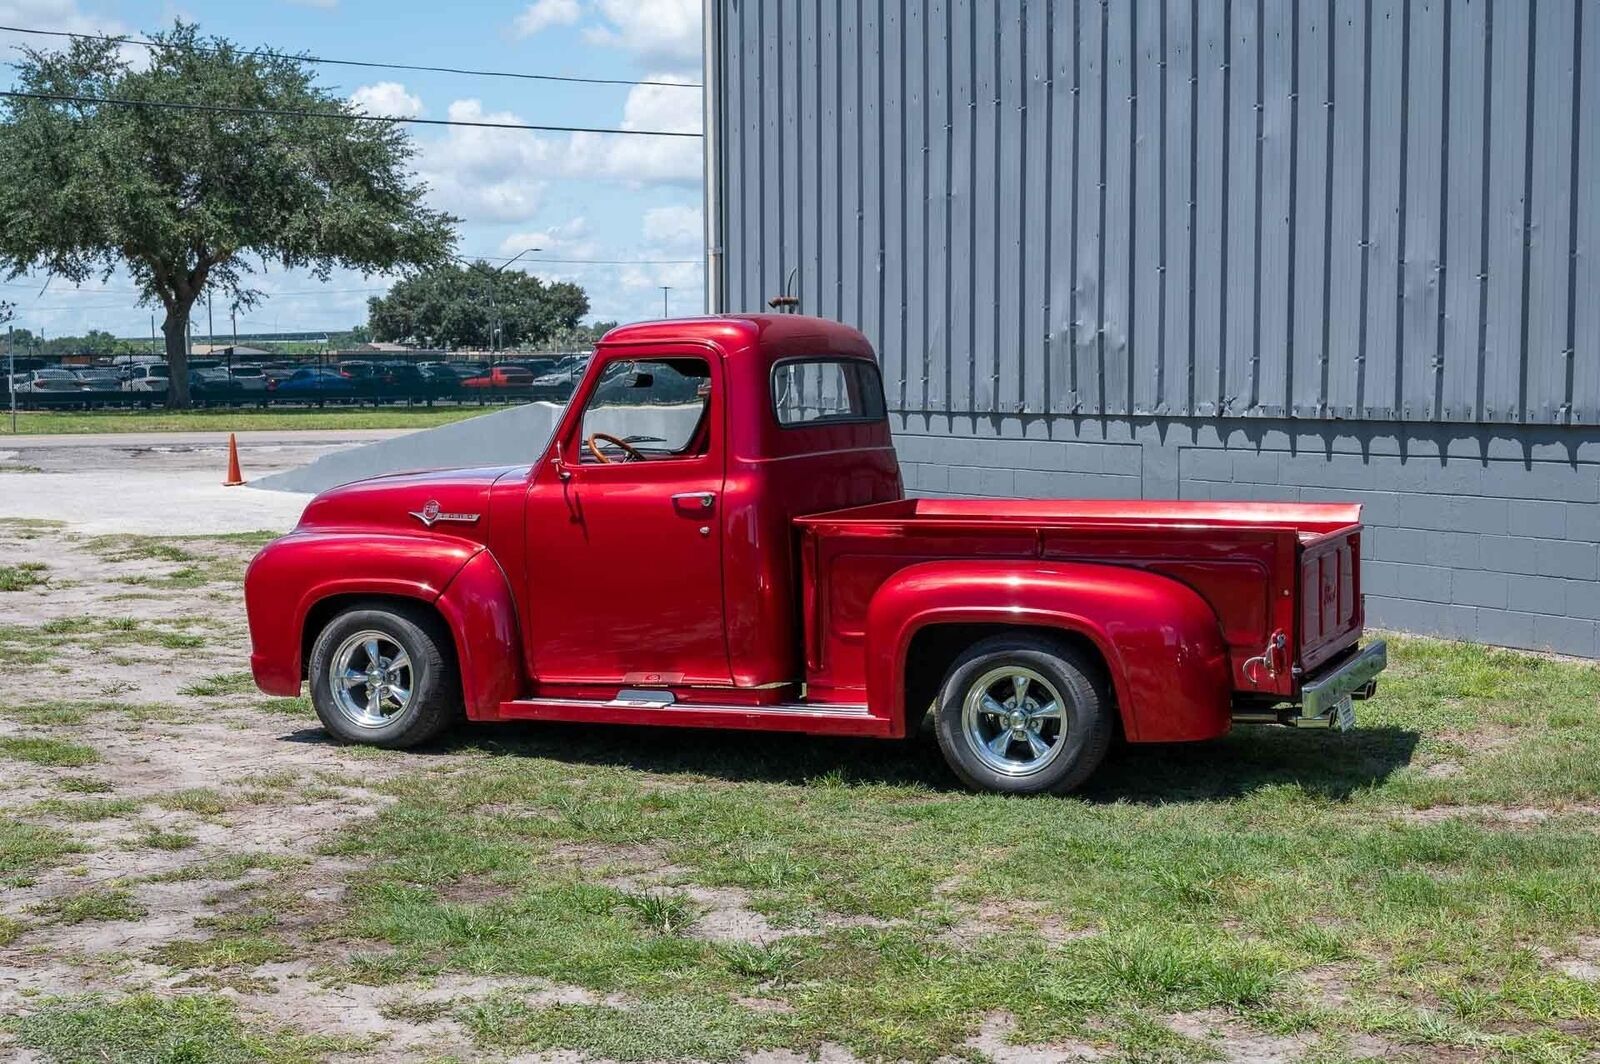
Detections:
0,89,703,137
0,23,702,89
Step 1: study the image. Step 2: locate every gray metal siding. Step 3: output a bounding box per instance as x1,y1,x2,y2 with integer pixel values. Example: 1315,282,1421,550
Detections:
714,0,1600,425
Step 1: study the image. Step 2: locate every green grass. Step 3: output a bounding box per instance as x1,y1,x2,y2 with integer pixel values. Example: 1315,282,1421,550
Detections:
34,886,146,925
0,561,47,591
304,633,1600,1062
34,797,140,822
0,736,99,767
0,915,22,946
180,671,259,697
3,405,491,436
0,820,83,881
3,993,354,1063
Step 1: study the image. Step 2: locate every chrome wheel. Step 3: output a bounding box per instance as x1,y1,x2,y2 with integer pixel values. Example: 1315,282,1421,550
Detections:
327,630,414,730
960,665,1068,777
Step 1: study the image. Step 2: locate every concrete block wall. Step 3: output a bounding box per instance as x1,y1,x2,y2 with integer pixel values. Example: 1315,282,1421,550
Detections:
893,414,1600,658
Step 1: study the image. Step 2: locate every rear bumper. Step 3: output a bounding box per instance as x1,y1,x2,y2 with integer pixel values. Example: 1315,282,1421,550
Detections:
1292,640,1387,729
1232,639,1387,730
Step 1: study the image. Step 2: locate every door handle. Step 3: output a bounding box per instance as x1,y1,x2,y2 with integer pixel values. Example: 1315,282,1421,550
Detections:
671,491,716,509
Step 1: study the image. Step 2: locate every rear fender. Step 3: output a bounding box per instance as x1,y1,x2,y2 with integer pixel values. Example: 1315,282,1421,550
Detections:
245,532,481,696
865,560,1231,742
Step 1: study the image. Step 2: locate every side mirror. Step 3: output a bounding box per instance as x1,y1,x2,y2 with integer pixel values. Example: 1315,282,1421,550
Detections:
629,372,655,389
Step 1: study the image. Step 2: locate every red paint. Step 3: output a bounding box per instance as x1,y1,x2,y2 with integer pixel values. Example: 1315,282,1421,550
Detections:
243,314,1373,744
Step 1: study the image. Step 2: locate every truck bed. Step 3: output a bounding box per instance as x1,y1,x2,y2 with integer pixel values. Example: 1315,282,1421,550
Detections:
794,497,1365,701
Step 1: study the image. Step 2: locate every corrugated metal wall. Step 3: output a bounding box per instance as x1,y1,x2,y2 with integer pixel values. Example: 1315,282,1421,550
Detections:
713,0,1600,425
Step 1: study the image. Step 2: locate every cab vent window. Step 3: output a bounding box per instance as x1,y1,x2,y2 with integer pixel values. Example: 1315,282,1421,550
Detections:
771,358,887,426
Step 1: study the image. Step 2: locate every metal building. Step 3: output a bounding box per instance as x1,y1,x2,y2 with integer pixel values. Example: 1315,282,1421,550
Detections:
703,0,1600,657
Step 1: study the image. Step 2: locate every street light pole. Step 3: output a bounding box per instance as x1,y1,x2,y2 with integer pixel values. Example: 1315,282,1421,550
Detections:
7,324,15,435
454,248,540,361
660,286,672,318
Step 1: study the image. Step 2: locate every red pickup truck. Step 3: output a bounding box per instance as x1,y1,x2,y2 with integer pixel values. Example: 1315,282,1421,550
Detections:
245,314,1386,794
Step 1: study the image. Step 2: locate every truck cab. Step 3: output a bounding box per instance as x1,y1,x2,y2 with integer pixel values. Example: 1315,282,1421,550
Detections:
245,314,1385,795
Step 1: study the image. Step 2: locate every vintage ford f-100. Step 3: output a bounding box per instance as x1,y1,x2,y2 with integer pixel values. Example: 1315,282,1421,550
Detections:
245,314,1386,794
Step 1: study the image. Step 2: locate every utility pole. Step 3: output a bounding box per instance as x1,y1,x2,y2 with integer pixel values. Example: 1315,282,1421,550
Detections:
150,314,157,357
660,286,672,318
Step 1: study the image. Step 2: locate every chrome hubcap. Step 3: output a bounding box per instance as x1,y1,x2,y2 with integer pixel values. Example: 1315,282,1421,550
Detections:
961,665,1068,777
328,630,414,729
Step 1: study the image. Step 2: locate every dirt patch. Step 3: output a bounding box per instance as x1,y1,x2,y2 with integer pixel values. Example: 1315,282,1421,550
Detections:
1400,803,1600,826
1549,936,1600,982
965,1011,1106,1063
1166,1010,1315,1064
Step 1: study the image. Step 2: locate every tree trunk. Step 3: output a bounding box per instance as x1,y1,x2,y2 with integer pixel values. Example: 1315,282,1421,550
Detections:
162,306,192,409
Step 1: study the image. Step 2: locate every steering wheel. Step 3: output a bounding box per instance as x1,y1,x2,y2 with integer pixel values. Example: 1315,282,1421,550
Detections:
587,432,646,463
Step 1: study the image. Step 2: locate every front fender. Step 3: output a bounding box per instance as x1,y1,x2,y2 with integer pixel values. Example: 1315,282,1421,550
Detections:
435,549,524,720
865,560,1231,742
244,532,482,696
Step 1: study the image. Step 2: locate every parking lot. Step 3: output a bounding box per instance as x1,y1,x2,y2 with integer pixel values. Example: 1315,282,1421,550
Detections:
3,351,588,410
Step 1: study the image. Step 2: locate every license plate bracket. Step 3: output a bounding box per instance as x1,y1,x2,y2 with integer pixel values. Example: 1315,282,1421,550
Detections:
1333,694,1356,732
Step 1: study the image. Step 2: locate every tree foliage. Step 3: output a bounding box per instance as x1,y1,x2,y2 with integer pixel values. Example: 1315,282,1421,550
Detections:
0,22,457,405
366,261,589,350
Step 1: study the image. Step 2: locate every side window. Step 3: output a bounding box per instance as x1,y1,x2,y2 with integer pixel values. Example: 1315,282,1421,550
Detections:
578,357,713,464
771,358,887,426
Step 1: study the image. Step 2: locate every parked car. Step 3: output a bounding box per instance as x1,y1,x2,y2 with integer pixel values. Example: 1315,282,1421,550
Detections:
529,364,586,401
271,367,356,401
9,368,83,394
71,369,123,393
227,365,270,392
189,368,244,401
377,361,430,398
461,366,534,391
244,314,1387,796
126,363,170,393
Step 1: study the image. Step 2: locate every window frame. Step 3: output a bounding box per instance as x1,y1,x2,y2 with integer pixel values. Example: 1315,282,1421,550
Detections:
768,356,888,429
570,352,718,466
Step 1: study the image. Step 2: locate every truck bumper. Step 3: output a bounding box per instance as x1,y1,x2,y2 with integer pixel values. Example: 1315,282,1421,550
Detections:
1232,640,1387,731
1291,640,1387,730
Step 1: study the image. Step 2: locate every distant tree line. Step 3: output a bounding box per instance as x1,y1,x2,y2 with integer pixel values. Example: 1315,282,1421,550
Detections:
366,261,590,351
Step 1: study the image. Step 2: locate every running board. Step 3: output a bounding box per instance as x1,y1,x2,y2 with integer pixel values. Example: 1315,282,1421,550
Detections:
497,696,893,737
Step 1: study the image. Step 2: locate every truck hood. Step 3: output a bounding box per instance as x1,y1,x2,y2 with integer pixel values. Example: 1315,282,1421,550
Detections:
295,465,527,542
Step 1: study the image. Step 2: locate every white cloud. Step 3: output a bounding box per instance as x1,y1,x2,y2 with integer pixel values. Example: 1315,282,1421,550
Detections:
497,218,595,259
513,0,579,37
585,0,701,67
642,205,701,250
416,81,700,223
0,0,140,69
348,82,424,119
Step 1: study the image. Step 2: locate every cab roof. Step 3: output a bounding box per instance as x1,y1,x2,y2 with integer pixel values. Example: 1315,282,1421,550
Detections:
598,314,877,369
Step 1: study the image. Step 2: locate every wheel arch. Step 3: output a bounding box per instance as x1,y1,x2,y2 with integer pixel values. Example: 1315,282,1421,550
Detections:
865,559,1233,742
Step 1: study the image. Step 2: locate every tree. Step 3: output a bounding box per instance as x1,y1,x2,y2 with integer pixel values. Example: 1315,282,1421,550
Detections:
0,22,457,406
367,261,589,351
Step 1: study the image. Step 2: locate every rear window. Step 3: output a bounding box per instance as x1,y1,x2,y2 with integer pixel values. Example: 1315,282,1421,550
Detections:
771,358,887,426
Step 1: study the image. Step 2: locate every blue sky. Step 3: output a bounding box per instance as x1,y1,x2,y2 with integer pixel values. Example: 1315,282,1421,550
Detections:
0,0,705,340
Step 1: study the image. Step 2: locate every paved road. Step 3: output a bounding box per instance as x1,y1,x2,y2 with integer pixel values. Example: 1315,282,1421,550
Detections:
0,430,412,534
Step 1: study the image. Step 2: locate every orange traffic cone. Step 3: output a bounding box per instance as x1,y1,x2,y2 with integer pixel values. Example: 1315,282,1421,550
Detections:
223,432,245,486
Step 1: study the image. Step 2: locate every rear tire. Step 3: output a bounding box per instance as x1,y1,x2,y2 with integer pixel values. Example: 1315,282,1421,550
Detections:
307,603,462,748
933,633,1114,795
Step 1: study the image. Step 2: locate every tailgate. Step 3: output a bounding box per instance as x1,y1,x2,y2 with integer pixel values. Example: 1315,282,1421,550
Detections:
1299,526,1363,672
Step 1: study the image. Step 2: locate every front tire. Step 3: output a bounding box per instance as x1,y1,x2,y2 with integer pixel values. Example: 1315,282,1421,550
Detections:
307,604,462,748
933,634,1114,795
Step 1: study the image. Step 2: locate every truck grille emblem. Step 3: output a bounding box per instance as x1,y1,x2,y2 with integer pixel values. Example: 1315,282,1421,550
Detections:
408,499,480,528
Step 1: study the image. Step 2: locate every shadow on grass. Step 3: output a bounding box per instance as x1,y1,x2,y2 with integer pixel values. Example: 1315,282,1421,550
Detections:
284,717,1420,804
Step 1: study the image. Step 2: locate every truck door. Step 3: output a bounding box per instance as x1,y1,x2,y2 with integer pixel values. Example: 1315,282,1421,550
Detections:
524,348,732,687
